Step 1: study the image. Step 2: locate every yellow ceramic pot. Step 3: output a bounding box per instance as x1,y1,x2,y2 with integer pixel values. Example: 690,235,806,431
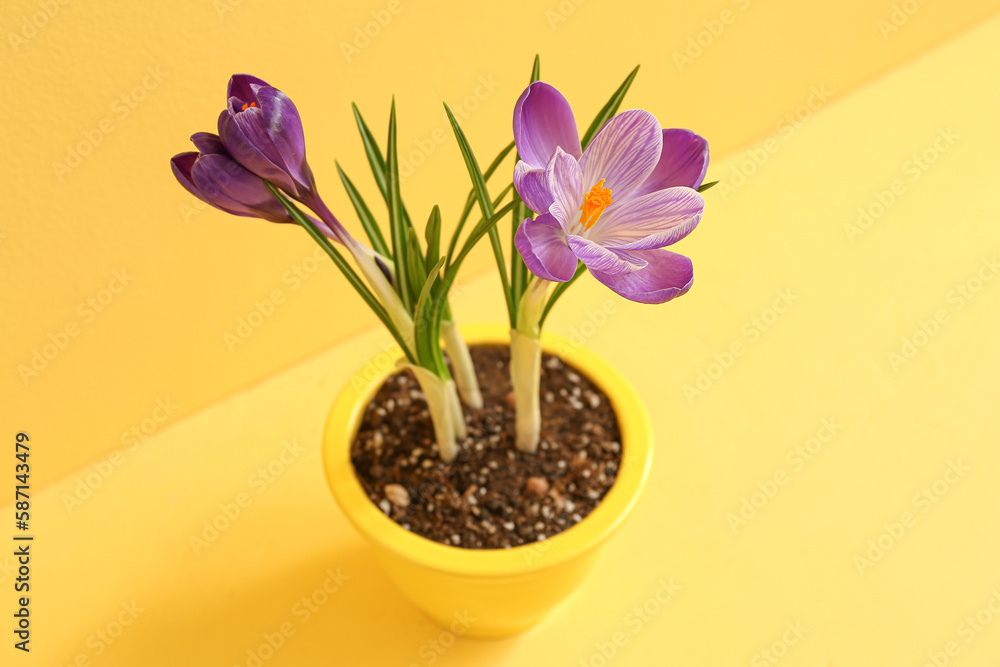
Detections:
322,324,653,638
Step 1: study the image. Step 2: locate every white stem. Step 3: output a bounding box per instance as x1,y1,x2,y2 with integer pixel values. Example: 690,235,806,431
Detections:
351,242,415,353
446,380,467,440
441,319,483,409
510,329,542,453
408,366,458,462
510,277,553,453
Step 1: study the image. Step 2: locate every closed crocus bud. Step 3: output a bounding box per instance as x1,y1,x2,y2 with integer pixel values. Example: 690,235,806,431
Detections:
171,132,294,222
218,74,316,201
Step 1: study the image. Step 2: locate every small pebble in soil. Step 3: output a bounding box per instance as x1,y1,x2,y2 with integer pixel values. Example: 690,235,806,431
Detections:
384,484,410,507
525,476,549,497
350,345,622,549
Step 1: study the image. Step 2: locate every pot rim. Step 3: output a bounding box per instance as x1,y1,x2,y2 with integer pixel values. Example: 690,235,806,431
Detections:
322,323,653,578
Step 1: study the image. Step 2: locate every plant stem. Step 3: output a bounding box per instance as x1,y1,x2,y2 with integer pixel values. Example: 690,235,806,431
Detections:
441,319,482,409
511,276,553,453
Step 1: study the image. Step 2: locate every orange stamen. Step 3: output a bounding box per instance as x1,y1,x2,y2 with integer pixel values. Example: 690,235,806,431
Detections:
239,102,257,111
579,179,614,230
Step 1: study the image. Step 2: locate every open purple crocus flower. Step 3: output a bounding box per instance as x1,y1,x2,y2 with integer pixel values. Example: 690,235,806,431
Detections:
513,82,708,304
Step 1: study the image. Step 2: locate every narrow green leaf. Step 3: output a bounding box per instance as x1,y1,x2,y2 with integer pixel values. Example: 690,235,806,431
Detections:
430,199,519,333
446,140,515,260
540,262,588,325
697,180,718,193
581,65,640,149
266,182,415,363
530,54,540,82
446,184,513,270
424,205,441,269
412,256,445,370
351,103,389,200
510,196,528,311
335,162,390,258
444,103,514,323
385,99,412,311
406,228,427,301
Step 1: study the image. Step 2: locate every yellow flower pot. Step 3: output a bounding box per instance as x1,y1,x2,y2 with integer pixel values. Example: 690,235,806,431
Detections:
322,324,653,638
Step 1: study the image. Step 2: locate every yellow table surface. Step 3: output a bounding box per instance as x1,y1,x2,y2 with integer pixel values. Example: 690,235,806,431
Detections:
7,12,1000,667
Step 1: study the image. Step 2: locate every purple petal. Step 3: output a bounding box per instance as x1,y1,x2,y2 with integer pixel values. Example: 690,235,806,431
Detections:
190,154,291,223
565,235,647,276
633,129,709,197
513,82,582,169
590,187,704,250
579,110,662,202
255,85,313,192
545,148,584,231
171,152,202,199
227,74,270,114
591,249,694,304
513,161,554,215
190,132,226,155
514,213,578,282
218,110,299,196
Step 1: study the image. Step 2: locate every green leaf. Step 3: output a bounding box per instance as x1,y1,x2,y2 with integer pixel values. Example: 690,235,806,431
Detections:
530,54,540,83
697,180,718,193
431,199,519,333
266,182,415,363
385,99,412,311
540,262,588,325
351,103,389,201
581,65,640,149
424,205,441,269
413,256,447,373
444,103,514,324
335,162,390,258
446,140,515,260
406,228,427,300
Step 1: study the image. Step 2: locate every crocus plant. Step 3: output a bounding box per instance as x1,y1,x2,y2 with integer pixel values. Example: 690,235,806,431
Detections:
171,75,513,461
171,60,711,462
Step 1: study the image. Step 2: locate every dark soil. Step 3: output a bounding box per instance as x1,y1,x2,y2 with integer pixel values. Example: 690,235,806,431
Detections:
350,344,622,549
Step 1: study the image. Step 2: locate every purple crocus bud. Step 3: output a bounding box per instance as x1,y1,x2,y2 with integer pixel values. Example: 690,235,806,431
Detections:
171,132,345,240
171,132,294,223
217,74,316,201
512,82,708,305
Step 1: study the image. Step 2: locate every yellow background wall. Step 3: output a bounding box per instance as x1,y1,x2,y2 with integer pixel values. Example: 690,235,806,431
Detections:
2,0,997,487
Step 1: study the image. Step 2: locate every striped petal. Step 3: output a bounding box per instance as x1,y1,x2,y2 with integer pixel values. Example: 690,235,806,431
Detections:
513,82,582,169
514,213,578,282
579,109,662,203
590,187,704,250
591,249,694,304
